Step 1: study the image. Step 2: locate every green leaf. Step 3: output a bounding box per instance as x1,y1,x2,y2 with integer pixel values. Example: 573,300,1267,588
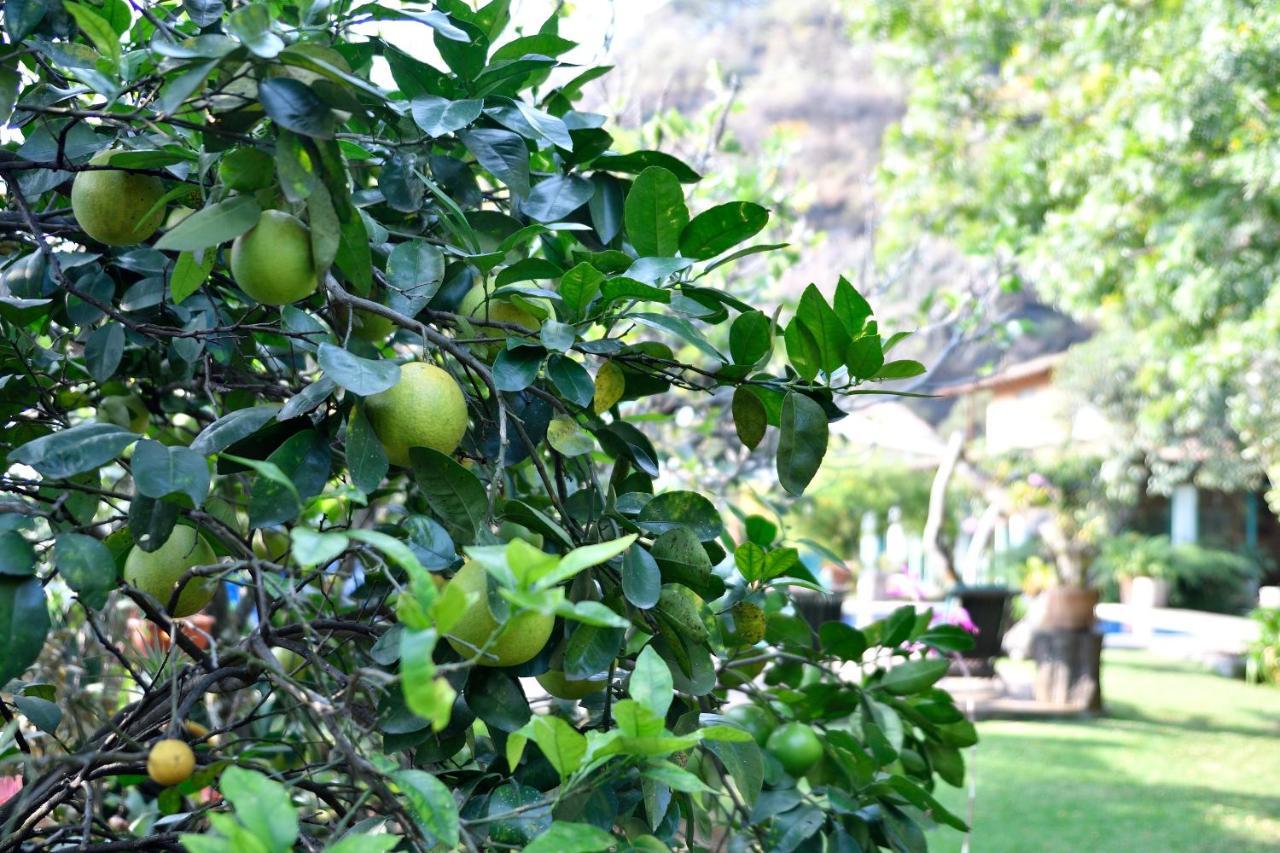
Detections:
734,541,767,583
466,666,531,733
524,175,593,223
630,313,723,362
347,405,388,494
564,623,625,680
547,356,594,408
622,544,661,609
226,2,284,58
82,322,123,381
701,736,763,806
776,392,828,496
13,694,60,734
386,240,444,299
317,344,400,396
190,406,281,455
218,767,299,853
679,202,769,260
392,769,460,848
833,275,872,337
876,359,928,380
290,528,348,569
8,422,138,479
170,250,216,304
546,414,595,456
324,834,401,853
246,430,330,528
132,440,210,507
879,658,950,695
259,77,335,138
411,94,483,137
731,387,767,451
819,621,868,661
155,196,262,252
846,335,885,379
630,645,673,719
0,531,35,577
493,346,544,392
595,151,701,183
6,0,49,41
409,447,487,543
531,714,587,780
461,128,530,197
547,534,637,587
399,629,454,728
796,284,852,375
729,310,772,367
524,822,618,853
881,775,968,832
783,319,821,382
64,1,121,64
637,491,722,540
559,262,604,321
624,166,689,258
0,577,50,685
556,599,629,628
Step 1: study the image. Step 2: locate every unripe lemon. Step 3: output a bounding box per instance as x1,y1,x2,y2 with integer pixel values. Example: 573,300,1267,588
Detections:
71,150,166,246
458,284,552,356
123,526,217,617
722,602,767,647
218,147,274,192
252,527,291,562
537,669,607,700
366,362,468,467
230,210,318,306
444,560,554,667
766,722,823,776
147,738,195,786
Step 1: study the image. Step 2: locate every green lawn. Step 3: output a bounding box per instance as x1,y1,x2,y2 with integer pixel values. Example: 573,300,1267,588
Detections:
928,650,1280,852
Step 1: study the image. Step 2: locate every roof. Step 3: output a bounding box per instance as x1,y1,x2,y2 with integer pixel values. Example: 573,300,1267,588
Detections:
933,351,1067,397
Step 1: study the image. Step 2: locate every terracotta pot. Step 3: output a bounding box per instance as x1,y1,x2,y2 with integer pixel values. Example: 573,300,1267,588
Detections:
127,613,216,654
1041,586,1099,629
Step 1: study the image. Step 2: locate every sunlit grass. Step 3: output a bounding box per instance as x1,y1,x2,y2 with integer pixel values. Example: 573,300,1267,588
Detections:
928,650,1280,852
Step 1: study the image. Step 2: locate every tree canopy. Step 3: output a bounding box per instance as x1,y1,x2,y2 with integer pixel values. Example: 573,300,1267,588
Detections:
860,0,1280,507
0,2,973,851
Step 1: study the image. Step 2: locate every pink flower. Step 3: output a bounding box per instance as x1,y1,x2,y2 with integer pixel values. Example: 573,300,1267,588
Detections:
933,605,980,635
1027,473,1049,488
0,775,21,806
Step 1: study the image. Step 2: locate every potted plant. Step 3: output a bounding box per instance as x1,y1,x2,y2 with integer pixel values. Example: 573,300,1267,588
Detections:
1093,533,1174,608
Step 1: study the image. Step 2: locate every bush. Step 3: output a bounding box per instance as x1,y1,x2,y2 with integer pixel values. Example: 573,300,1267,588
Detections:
1092,534,1259,614
1246,608,1280,686
0,2,972,851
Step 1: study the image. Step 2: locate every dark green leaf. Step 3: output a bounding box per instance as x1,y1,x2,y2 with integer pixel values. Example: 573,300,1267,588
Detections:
409,447,487,543
563,623,624,680
259,77,335,138
636,491,722,540
128,495,178,553
776,392,828,496
348,405,389,494
731,387,767,450
8,422,137,479
796,284,852,375
84,322,124,383
622,544,661,609
393,769,460,848
819,622,868,661
0,577,50,685
55,532,116,609
249,430,331,528
465,668,530,733
783,319,821,381
387,240,445,300
846,335,885,379
595,151,701,183
492,346,543,392
879,658,950,695
679,202,769,260
547,356,594,408
132,440,210,507
876,359,927,380
190,406,281,455
411,94,483,137
559,262,604,321
524,175,593,223
226,2,284,57
154,196,261,252
729,310,772,367
461,128,530,197
0,531,34,577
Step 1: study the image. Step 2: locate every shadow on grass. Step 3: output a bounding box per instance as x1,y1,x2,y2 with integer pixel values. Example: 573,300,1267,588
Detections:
1104,702,1280,739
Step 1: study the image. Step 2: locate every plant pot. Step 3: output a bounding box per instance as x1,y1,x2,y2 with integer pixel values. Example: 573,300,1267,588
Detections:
1119,576,1170,609
1041,586,1098,629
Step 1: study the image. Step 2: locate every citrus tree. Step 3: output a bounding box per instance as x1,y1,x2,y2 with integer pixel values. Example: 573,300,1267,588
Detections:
0,2,976,850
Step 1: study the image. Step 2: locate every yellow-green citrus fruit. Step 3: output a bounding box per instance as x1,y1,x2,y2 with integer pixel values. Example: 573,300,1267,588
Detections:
164,206,195,229
147,738,195,786
96,394,149,434
230,210,318,306
366,362,468,467
71,150,166,246
724,703,773,747
332,302,396,343
272,646,308,677
537,669,608,700
458,284,552,355
722,601,767,647
766,722,824,776
218,147,274,192
124,526,217,617
252,528,291,562
444,560,554,667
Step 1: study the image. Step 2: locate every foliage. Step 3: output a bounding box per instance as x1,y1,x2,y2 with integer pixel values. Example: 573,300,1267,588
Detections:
1092,533,1259,613
788,460,938,561
858,0,1280,513
1246,607,1280,686
0,2,969,851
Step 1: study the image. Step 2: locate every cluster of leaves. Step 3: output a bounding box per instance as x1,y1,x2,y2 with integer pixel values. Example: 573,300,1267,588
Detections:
0,1,964,851
856,0,1280,513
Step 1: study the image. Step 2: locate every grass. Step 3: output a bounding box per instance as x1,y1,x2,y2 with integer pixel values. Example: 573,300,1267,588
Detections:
927,650,1280,852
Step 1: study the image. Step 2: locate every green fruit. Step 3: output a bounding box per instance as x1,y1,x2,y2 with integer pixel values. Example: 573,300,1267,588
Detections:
766,722,823,776
725,704,773,747
722,601,766,647
651,528,724,599
444,560,554,667
458,284,552,355
124,526,218,617
218,147,274,192
96,394,149,434
536,669,607,700
230,210,318,306
253,528,291,562
71,150,166,246
366,362,469,467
